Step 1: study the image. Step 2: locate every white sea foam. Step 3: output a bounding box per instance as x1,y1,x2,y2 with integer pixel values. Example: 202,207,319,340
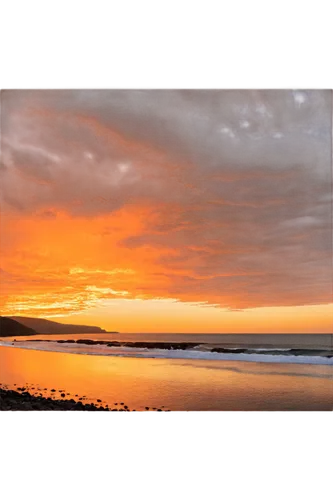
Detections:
0,340,332,366
247,347,293,352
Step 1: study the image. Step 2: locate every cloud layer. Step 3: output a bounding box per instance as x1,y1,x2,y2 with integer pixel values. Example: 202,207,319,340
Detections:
1,90,332,315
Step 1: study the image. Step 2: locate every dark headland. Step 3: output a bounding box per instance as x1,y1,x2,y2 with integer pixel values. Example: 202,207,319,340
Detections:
1,316,117,335
0,317,37,337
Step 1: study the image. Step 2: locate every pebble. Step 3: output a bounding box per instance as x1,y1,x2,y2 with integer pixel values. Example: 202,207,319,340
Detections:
0,388,167,412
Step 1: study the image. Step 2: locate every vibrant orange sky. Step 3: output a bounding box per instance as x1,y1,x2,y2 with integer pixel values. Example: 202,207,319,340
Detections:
1,90,332,332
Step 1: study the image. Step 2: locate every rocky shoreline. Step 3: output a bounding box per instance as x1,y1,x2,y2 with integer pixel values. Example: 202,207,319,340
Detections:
27,339,201,350
0,385,166,411
18,338,333,358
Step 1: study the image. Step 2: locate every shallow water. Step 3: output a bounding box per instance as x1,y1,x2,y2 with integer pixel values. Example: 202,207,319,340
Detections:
0,346,332,410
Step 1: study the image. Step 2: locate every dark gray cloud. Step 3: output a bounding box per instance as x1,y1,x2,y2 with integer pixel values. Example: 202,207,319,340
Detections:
3,89,330,168
11,148,53,181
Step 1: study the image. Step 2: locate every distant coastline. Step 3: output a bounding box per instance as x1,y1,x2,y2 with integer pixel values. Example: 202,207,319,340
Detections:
0,317,37,337
1,316,117,336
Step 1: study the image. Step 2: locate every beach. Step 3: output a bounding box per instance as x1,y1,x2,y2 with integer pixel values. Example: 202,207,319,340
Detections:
0,344,332,411
0,385,164,411
0,387,111,411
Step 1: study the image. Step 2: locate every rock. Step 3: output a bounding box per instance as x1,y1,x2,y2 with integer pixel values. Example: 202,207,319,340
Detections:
70,403,84,413
211,347,246,354
0,388,112,412
76,339,96,345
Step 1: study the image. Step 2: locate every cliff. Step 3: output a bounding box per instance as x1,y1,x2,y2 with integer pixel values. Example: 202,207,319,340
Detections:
9,316,108,334
0,317,37,337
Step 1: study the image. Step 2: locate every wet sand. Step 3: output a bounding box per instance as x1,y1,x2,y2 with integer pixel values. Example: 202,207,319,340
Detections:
1,346,332,410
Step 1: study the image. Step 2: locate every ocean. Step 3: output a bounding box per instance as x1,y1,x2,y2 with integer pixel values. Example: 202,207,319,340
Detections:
0,333,332,410
1,333,332,365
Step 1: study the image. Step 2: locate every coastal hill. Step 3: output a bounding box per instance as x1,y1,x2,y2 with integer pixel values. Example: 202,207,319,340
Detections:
8,316,110,334
0,317,37,337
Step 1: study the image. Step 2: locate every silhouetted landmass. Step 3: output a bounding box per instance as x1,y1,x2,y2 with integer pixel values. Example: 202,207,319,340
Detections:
0,317,37,337
9,316,112,334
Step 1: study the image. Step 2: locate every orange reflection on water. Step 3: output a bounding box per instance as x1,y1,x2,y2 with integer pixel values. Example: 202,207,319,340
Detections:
1,346,332,411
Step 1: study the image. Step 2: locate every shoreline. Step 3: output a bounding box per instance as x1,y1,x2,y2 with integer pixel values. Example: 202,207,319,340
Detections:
0,385,165,411
1,339,332,365
1,348,332,411
28,338,333,358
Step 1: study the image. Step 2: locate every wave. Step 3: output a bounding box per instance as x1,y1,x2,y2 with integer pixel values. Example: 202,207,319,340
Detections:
0,339,332,365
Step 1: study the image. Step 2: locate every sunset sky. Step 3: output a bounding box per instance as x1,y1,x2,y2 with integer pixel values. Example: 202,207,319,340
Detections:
1,89,332,333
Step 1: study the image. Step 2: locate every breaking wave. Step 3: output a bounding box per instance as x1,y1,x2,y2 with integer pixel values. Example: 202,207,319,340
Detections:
0,339,332,366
